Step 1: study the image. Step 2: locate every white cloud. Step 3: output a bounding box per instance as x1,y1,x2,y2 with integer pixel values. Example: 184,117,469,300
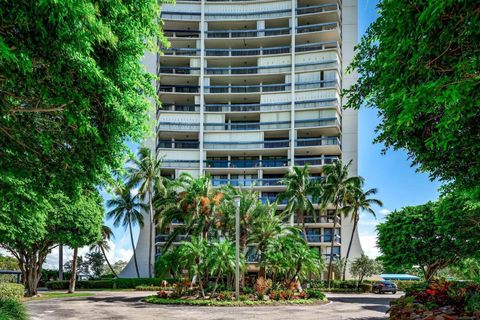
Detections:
359,233,380,259
379,208,391,216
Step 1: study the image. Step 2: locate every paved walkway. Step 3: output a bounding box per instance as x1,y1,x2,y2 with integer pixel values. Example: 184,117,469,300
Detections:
27,291,401,320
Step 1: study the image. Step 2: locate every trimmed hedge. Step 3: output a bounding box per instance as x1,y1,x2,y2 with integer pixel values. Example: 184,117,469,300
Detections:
45,278,177,290
0,298,29,320
0,283,24,300
392,280,425,292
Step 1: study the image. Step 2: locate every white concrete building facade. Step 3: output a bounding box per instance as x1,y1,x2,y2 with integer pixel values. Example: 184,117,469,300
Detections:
120,0,362,278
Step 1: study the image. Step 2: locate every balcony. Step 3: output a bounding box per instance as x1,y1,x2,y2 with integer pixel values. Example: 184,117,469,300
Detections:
156,234,191,243
205,80,338,94
211,178,283,187
260,196,288,205
305,234,341,243
162,159,200,168
204,140,289,150
294,155,340,166
204,60,337,76
304,215,342,224
157,140,200,149
206,26,291,38
204,120,289,131
297,22,338,34
157,122,200,131
205,158,289,169
158,85,199,93
164,29,200,38
162,41,340,57
296,137,341,147
203,98,338,113
296,3,340,16
160,104,200,113
159,66,200,75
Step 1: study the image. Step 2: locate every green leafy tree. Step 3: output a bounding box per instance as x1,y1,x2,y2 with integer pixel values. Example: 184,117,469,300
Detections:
321,160,359,287
106,185,145,278
89,225,117,278
128,147,166,278
349,254,381,285
343,0,480,190
341,180,383,280
85,251,105,278
377,203,464,280
279,166,315,237
0,0,165,205
0,254,18,270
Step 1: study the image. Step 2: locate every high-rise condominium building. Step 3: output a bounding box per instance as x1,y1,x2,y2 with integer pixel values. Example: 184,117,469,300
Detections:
120,0,362,278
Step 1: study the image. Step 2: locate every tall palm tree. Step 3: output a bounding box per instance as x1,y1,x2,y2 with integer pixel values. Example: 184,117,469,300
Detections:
89,225,117,277
322,160,359,288
178,237,208,298
341,180,383,280
128,147,164,278
106,186,145,278
278,165,315,238
207,240,240,296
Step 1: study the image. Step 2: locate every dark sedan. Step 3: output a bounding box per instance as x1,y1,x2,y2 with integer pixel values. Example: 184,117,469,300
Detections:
372,281,398,294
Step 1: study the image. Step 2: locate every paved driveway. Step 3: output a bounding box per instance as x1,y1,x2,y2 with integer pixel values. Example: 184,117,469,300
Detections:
28,291,401,320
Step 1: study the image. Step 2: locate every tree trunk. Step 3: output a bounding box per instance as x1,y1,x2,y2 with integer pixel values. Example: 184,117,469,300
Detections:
59,245,64,280
327,205,339,288
24,258,42,297
129,215,141,278
212,271,222,296
198,272,206,298
300,209,307,240
100,246,117,278
148,189,154,278
68,247,78,293
343,214,359,281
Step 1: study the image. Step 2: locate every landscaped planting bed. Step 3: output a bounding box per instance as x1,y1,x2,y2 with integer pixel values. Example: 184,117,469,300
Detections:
388,280,480,319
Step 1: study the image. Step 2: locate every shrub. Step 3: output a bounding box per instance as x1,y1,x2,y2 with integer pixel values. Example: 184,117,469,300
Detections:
216,291,233,301
392,280,425,293
239,294,251,302
305,289,326,300
465,291,480,315
279,290,294,301
254,277,272,299
242,286,253,294
45,278,178,290
0,298,28,320
298,291,308,299
157,290,170,299
135,286,165,291
269,290,281,301
0,283,24,300
360,284,372,293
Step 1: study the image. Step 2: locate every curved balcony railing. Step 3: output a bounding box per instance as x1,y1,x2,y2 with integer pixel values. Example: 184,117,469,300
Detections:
297,22,338,34
204,139,289,150
203,117,338,131
212,178,283,187
296,137,341,147
205,158,289,168
204,60,337,75
294,156,340,166
159,66,201,75
158,85,199,93
157,140,200,149
205,80,338,94
163,41,339,57
162,3,339,20
158,122,200,131
159,98,338,115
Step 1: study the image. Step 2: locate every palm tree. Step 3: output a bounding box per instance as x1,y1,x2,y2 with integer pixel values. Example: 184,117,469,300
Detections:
89,225,117,278
128,147,164,278
322,160,359,288
178,237,208,298
341,180,383,280
207,240,240,296
106,185,145,278
278,165,315,238
248,203,295,277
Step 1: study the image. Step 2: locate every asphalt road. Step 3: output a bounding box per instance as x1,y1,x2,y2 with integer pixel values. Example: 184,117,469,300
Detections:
27,291,402,320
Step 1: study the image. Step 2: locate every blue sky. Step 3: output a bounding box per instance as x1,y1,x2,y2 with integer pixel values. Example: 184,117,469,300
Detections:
40,0,441,269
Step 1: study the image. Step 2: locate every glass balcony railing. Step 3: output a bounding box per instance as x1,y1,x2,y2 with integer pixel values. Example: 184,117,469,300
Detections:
161,160,200,168
162,41,340,57
158,85,199,93
203,118,338,132
157,122,200,131
294,156,340,166
160,104,200,112
260,197,289,205
206,26,291,38
204,140,289,150
204,60,337,75
297,22,338,34
296,3,339,15
204,158,289,168
158,66,200,75
205,80,338,94
157,140,200,149
304,215,342,224
296,137,341,147
306,234,341,243
211,178,283,187
202,98,338,113
163,29,201,38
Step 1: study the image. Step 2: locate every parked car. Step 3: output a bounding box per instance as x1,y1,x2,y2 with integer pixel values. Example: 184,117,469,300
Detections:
372,281,397,294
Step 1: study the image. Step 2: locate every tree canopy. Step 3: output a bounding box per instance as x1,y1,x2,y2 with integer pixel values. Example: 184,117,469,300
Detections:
344,0,480,189
0,0,164,199
377,202,468,280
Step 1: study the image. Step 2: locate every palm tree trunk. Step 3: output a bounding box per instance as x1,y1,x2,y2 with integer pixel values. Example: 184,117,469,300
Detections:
342,213,359,281
68,247,78,293
100,246,117,278
300,209,307,240
128,215,141,278
148,189,154,278
327,205,338,288
212,271,222,296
